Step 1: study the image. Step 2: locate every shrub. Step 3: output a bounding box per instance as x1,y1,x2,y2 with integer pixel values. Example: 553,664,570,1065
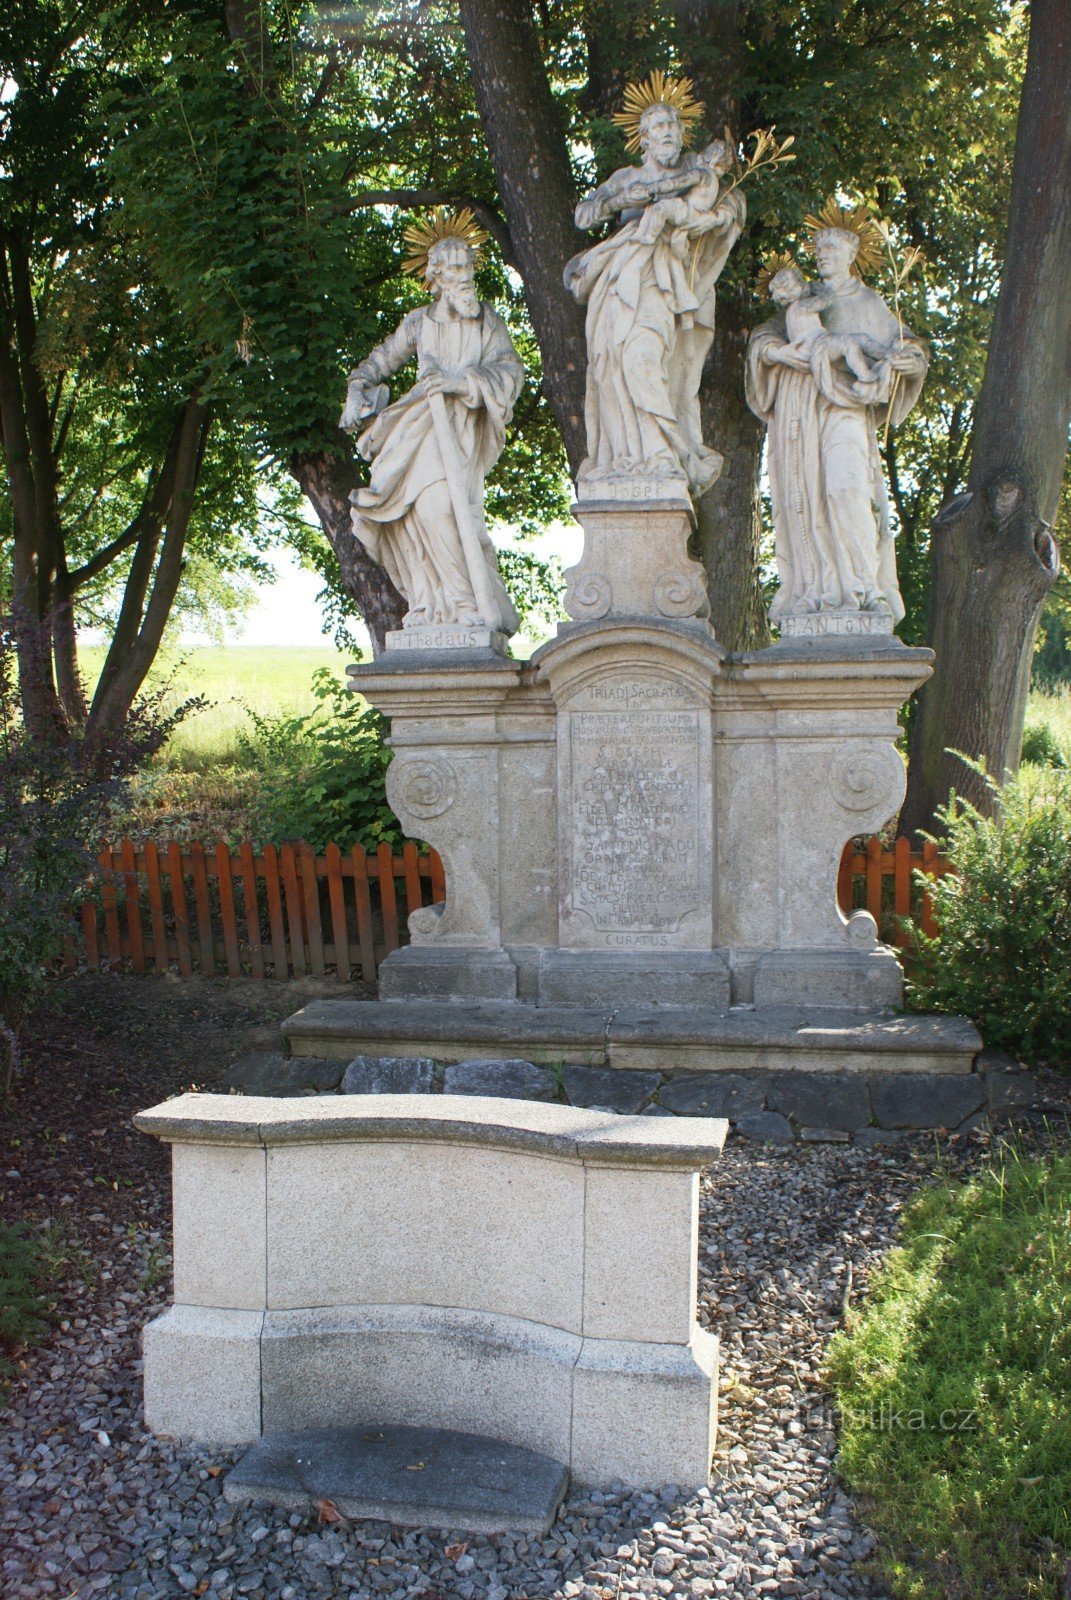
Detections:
826,1149,1071,1600
907,764,1071,1069
0,616,194,1093
0,1223,52,1388
239,670,404,854
1021,719,1068,768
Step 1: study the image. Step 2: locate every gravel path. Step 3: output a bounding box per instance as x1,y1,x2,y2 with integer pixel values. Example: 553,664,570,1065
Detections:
3,973,1069,1600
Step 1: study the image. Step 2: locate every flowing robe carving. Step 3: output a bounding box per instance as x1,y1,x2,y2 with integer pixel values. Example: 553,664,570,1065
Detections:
745,279,927,623
350,303,522,632
567,156,746,496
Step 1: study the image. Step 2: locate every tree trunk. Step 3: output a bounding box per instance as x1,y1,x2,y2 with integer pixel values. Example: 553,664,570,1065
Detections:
901,0,1071,834
457,0,587,472
290,444,405,654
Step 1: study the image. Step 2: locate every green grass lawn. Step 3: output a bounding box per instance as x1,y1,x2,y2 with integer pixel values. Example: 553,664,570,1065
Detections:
826,1148,1071,1600
1025,682,1071,765
82,644,354,769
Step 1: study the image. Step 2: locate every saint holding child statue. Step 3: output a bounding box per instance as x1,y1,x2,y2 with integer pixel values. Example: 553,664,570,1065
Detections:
745,202,929,634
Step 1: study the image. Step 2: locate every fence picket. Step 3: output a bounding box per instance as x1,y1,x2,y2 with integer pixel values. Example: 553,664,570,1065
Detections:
81,900,100,970
262,844,289,979
377,842,400,953
430,850,446,904
324,844,350,982
144,841,169,972
402,841,422,919
239,842,265,980
167,842,193,976
921,839,939,939
100,847,122,965
300,844,325,975
893,835,911,946
120,839,146,971
865,836,883,924
280,844,307,976
216,842,242,976
350,845,377,982
837,843,853,915
189,843,215,976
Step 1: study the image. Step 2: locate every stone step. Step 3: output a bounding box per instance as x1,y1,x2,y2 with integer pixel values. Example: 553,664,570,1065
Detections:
223,1424,569,1536
282,998,981,1076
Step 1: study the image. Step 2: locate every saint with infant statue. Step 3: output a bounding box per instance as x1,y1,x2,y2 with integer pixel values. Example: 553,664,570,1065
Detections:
745,202,929,632
565,72,747,500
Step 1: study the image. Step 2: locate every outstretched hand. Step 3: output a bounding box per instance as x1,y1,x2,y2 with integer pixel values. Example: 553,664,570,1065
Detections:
420,370,468,397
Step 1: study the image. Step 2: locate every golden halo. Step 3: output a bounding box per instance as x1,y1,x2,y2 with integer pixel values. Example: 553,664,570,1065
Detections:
402,206,488,285
611,70,704,154
756,251,798,301
803,199,883,278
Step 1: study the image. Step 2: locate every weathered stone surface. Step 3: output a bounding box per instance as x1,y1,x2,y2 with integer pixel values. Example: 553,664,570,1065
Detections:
224,1424,569,1536
222,1052,344,1095
562,1065,661,1114
752,947,903,1011
853,1126,905,1147
735,1111,794,1144
443,1058,560,1101
984,1069,1038,1113
766,1072,871,1131
871,1073,986,1130
658,1073,767,1119
539,949,730,1009
798,1127,850,1143
342,1055,436,1095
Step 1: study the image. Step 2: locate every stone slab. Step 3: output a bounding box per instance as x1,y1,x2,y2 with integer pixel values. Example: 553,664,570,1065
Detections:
983,1068,1038,1112
442,1059,560,1102
870,1073,986,1130
378,947,518,1003
342,1056,436,1095
539,951,730,1009
779,610,896,639
224,1424,568,1536
658,1073,766,1119
222,1052,344,1095
282,1000,981,1076
766,1071,872,1131
735,1111,795,1144
562,1065,660,1114
752,949,903,1011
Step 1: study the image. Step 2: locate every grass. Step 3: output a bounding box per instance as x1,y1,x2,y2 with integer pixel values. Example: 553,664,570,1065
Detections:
825,1147,1071,1600
81,644,353,770
1025,683,1071,766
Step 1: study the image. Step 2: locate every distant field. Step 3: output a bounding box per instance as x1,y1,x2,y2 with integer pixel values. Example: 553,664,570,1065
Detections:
1028,681,1071,752
82,644,355,768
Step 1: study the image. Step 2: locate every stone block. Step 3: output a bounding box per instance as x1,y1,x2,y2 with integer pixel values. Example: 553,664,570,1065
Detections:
798,1127,851,1143
143,1306,262,1444
853,1127,905,1147
172,1143,267,1310
582,1168,697,1344
658,1073,766,1119
735,1111,794,1144
984,1069,1038,1113
562,1065,660,1114
378,946,518,1002
443,1058,560,1101
766,1072,872,1131
261,1306,578,1464
570,1330,718,1488
224,1424,568,1537
539,951,730,1010
342,1055,436,1095
265,1140,584,1330
752,948,903,1010
871,1073,986,1130
222,1052,344,1094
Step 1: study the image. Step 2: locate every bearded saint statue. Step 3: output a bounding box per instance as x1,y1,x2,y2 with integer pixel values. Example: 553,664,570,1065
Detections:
565,72,746,500
745,201,929,630
341,209,522,638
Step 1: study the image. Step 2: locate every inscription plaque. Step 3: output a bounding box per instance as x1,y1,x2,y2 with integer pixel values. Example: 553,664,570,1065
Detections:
565,678,702,946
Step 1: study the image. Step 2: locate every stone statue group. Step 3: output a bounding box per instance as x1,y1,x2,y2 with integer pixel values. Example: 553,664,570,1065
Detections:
340,72,928,644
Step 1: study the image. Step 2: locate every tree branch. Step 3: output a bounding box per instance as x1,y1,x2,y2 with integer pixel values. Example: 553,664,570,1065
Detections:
339,187,517,269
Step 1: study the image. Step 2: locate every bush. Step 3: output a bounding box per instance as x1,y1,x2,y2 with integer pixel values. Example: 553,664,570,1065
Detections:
0,616,193,1093
0,1223,53,1388
826,1149,1071,1600
907,764,1071,1069
1021,720,1069,768
239,670,404,854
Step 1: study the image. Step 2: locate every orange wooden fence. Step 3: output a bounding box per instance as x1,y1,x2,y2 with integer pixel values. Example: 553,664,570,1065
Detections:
68,835,950,981
837,838,950,946
72,840,445,983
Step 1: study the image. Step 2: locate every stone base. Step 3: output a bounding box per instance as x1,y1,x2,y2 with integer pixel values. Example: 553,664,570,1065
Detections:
538,949,731,1008
378,945,518,1002
752,947,903,1010
283,998,981,1076
224,1424,569,1536
384,624,510,654
777,608,895,640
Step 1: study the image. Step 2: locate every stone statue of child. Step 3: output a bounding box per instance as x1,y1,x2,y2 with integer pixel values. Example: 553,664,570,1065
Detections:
767,263,891,400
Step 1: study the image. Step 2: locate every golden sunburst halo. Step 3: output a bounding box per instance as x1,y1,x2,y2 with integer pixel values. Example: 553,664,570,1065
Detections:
756,250,798,301
402,206,488,285
611,70,705,153
803,199,884,278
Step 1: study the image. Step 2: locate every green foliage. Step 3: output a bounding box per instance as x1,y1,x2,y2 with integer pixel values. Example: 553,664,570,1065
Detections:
1021,720,1069,769
238,670,401,853
826,1149,1071,1599
0,1222,52,1386
907,765,1071,1068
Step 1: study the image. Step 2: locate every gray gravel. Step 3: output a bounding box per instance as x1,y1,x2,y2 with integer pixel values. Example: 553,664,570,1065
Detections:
3,1133,972,1600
